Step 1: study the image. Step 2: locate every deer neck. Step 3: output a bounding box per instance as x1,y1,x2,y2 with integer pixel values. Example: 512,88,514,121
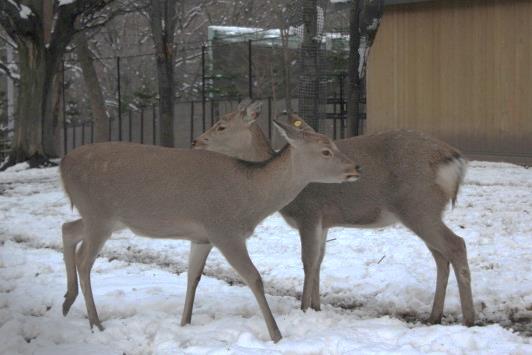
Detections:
241,123,275,162
244,144,309,218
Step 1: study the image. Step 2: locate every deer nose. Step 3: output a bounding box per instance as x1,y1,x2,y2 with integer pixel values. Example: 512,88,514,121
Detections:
355,165,362,173
191,140,197,147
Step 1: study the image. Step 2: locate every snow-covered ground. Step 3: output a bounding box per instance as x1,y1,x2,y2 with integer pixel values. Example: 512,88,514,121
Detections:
0,161,530,354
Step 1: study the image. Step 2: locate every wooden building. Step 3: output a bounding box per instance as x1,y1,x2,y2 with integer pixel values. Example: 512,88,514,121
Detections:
367,0,532,164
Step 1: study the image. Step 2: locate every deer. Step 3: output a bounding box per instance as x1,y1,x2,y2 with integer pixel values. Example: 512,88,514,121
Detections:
192,100,475,327
59,116,359,343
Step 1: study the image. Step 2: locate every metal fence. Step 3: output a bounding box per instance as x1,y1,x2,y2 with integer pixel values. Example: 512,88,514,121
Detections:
1,33,365,159
62,90,357,156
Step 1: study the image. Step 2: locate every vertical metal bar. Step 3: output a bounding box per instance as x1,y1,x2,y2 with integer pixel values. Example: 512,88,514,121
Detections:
339,74,345,139
248,39,253,99
152,103,157,145
81,122,85,145
62,59,67,155
201,45,207,132
333,91,337,140
190,101,195,144
73,123,76,149
210,101,214,127
128,110,132,142
117,56,122,141
268,97,272,140
91,122,94,144
140,108,144,144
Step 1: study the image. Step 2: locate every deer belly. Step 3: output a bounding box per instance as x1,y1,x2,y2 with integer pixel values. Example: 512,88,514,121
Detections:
125,218,209,242
333,209,398,229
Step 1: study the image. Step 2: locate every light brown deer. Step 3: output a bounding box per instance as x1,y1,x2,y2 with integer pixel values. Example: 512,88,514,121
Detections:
193,101,475,326
59,117,359,342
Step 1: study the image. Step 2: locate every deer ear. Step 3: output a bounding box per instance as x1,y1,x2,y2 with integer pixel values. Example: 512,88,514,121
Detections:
273,118,303,145
237,98,252,113
243,101,262,124
276,113,315,133
288,114,315,133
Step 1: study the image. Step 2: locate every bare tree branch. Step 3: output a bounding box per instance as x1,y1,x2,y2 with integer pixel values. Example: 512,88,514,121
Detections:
0,61,20,81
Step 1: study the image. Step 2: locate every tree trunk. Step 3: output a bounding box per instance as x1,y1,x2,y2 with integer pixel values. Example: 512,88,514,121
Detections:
5,41,63,168
41,0,60,158
76,32,109,143
299,0,320,131
150,0,176,148
347,0,384,137
156,55,175,147
42,59,60,158
8,41,47,163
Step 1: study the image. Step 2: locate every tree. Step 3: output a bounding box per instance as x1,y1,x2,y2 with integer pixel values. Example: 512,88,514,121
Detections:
0,0,114,169
299,0,320,131
148,0,178,147
75,31,109,143
346,0,384,137
271,2,295,113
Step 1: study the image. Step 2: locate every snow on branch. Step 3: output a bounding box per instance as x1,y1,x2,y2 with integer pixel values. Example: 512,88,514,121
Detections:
7,0,33,20
58,0,77,6
0,61,20,81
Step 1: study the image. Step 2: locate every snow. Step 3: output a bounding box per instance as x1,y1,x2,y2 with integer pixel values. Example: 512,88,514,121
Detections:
58,0,76,6
0,161,531,353
358,36,368,78
7,0,33,19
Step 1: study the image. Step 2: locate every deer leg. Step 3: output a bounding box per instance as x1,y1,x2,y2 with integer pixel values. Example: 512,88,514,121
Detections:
400,213,474,326
441,226,475,326
76,225,111,331
62,219,84,316
299,221,324,311
213,238,282,343
180,241,212,326
310,228,328,311
427,247,450,324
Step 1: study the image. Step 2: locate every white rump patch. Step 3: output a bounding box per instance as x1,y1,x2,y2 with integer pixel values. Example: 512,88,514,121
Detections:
436,157,467,202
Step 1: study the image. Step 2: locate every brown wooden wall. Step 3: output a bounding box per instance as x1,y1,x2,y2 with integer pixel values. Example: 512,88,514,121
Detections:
366,0,532,164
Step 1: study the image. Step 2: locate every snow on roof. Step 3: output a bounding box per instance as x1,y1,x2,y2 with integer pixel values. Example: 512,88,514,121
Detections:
208,25,348,51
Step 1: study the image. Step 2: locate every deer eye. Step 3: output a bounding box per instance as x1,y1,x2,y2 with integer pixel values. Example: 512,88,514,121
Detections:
217,126,226,132
321,149,332,158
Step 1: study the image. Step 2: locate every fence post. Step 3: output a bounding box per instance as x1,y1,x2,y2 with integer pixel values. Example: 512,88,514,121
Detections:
152,103,157,145
339,74,345,139
81,122,85,145
210,100,214,126
333,91,337,140
248,39,253,99
140,108,144,144
268,97,272,140
73,123,76,149
117,56,122,141
190,101,195,144
128,110,132,142
62,59,67,155
201,44,207,132
90,121,94,144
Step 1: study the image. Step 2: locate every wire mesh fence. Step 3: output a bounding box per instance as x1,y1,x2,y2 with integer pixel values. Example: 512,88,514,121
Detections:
1,24,364,159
